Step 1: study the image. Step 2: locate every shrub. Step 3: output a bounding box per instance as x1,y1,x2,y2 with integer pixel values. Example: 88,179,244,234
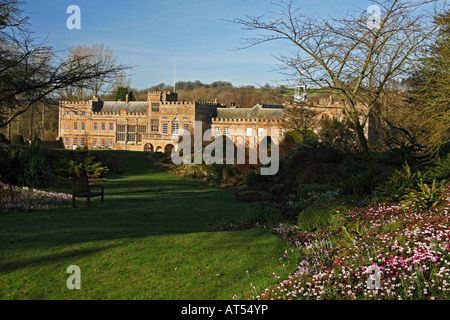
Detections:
297,203,348,232
51,152,109,178
319,118,358,153
271,183,286,196
401,179,447,210
427,154,450,182
75,153,109,178
11,135,25,146
19,152,47,188
244,170,260,188
341,167,382,197
285,130,318,145
0,133,9,144
375,162,426,202
257,203,288,228
5,143,50,188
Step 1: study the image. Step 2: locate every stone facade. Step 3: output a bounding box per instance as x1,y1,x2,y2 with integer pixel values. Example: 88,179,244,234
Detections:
59,89,374,153
211,103,286,149
58,91,225,152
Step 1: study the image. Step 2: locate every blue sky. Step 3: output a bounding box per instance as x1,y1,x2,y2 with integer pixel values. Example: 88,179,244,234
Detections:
23,0,443,90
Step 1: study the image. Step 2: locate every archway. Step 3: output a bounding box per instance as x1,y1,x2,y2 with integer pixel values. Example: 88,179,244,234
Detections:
164,144,175,153
156,146,163,153
144,143,154,152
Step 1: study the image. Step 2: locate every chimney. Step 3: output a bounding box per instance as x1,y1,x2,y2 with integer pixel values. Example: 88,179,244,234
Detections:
126,94,129,103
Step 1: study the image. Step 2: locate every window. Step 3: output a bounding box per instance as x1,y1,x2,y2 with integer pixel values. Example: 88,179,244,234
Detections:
137,125,146,143
81,110,86,116
72,137,77,147
100,138,106,148
224,127,230,135
151,103,160,112
117,124,126,142
81,122,85,131
64,137,70,146
162,123,168,135
183,123,189,134
92,138,97,147
258,128,264,137
73,122,78,131
109,123,114,132
73,110,78,116
65,122,70,131
93,122,98,131
281,129,286,137
183,116,189,121
127,125,136,142
172,121,179,135
101,122,106,132
108,138,113,149
80,137,85,147
215,127,221,135
246,128,253,137
151,120,159,132
65,110,70,117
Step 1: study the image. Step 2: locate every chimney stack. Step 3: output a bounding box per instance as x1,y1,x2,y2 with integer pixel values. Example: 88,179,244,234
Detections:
126,94,129,103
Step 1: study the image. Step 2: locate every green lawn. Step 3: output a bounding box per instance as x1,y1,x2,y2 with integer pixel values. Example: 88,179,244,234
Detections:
0,151,300,300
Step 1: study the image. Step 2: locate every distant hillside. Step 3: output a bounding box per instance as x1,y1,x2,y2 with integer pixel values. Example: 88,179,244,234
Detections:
134,81,293,109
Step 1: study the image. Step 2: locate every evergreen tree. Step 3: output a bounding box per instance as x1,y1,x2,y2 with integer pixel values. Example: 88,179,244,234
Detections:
114,87,135,102
411,11,450,153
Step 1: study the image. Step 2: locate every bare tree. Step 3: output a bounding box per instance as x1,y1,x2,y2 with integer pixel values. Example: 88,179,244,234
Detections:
230,0,439,156
64,44,123,100
0,0,131,128
282,102,319,132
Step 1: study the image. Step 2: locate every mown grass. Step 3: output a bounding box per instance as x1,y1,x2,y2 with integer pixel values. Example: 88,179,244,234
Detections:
0,150,301,300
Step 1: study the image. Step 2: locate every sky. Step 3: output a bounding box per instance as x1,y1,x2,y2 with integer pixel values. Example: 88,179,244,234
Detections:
23,0,446,90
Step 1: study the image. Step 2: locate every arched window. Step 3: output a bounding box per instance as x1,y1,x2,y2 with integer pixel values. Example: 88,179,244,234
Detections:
172,117,179,135
321,112,331,121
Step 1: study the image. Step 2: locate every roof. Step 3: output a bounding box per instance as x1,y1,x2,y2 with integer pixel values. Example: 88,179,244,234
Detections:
94,101,148,113
216,103,284,120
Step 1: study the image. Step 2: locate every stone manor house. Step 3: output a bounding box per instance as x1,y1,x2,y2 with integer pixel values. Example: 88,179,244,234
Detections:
58,91,288,153
58,84,372,153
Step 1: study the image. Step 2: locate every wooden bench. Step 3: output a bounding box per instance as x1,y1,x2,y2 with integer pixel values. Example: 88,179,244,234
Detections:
71,176,104,208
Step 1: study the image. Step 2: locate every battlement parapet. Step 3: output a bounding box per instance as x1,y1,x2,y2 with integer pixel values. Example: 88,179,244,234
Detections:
91,111,146,116
160,100,196,106
212,117,282,123
196,101,224,108
60,101,92,106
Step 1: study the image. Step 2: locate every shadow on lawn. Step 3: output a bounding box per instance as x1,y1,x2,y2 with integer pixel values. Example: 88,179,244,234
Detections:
0,245,115,275
0,171,252,274
0,150,256,277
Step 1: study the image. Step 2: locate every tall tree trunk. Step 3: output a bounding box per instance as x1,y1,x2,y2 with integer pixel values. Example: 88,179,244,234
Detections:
29,104,34,140
354,121,369,157
41,104,45,140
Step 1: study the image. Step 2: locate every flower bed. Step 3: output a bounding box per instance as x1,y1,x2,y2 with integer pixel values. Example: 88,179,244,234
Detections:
257,185,450,300
0,182,72,213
